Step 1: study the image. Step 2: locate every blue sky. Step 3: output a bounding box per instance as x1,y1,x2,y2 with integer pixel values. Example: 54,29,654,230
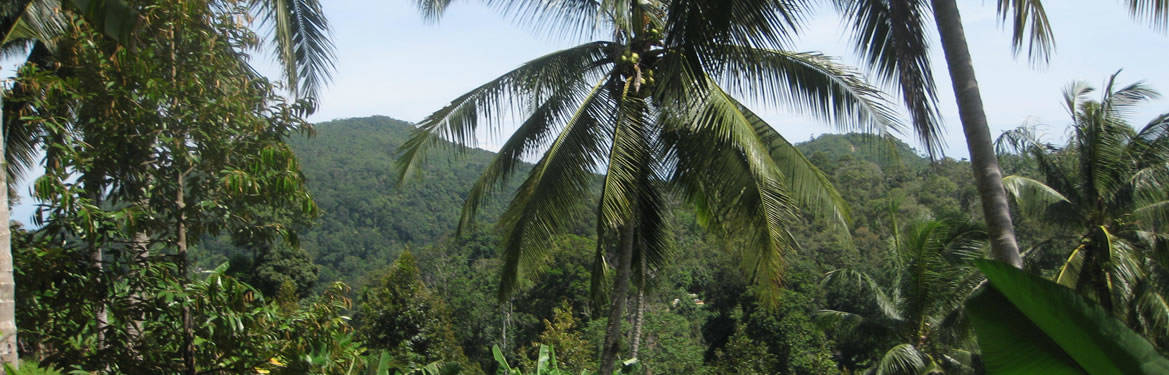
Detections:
4,1,1169,224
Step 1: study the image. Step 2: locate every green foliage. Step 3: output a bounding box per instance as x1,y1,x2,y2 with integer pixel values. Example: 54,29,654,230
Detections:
819,217,985,374
2,361,64,375
996,75,1169,346
968,260,1169,374
521,304,595,373
356,251,472,371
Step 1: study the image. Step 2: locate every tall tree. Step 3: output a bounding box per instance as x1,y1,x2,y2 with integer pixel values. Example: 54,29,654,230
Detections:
0,0,331,368
400,0,900,371
996,74,1169,345
834,0,1169,270
831,0,1062,269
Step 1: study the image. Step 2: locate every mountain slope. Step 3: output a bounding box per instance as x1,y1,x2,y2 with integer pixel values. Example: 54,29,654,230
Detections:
289,116,520,284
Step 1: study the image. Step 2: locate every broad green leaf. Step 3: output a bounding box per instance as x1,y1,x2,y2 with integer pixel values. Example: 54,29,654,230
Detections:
970,260,1169,374
967,284,1083,374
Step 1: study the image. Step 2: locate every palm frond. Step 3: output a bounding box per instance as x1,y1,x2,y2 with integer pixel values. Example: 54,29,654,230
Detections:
1001,175,1071,219
1124,0,1169,31
413,0,453,21
995,124,1049,155
834,0,942,157
815,308,866,332
252,0,335,99
597,85,655,232
661,0,807,54
823,268,902,321
496,78,615,300
396,41,614,183
873,343,930,375
484,0,608,40
457,75,608,235
712,47,902,136
1133,200,1169,230
662,80,802,300
996,0,1055,63
722,93,851,230
1100,75,1160,119
3,0,66,51
1055,243,1087,288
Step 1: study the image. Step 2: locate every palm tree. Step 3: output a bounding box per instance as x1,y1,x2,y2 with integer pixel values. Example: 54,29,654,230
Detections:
830,0,1065,270
995,73,1169,346
834,0,1169,271
399,0,903,371
820,217,986,374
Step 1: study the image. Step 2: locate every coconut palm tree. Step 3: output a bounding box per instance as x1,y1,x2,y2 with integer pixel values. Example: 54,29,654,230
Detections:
819,217,986,374
834,0,1169,271
995,73,1169,346
398,0,903,371
830,0,1064,270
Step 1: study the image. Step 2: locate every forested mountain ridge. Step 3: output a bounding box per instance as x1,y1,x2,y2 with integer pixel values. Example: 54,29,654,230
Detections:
233,116,975,289
283,116,522,284
197,115,990,373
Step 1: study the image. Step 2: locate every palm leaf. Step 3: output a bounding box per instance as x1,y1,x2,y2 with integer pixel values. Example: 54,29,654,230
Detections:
252,0,336,99
495,78,615,299
3,0,66,51
66,0,138,44
1124,0,1169,31
872,343,930,375
663,80,801,300
834,0,943,157
1001,175,1071,219
996,0,1055,63
457,75,608,235
711,47,902,136
396,41,614,184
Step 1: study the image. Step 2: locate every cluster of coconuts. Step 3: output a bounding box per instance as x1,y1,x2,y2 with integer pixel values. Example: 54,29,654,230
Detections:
619,50,641,64
645,27,663,41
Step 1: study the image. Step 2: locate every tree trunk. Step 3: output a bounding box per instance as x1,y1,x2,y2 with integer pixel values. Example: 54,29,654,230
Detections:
599,224,635,375
0,94,18,370
177,171,195,375
629,258,646,360
931,0,1023,268
84,182,107,356
126,230,149,353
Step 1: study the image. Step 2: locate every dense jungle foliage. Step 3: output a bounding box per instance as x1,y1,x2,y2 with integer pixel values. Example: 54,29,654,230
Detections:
4,0,1168,374
196,116,1039,374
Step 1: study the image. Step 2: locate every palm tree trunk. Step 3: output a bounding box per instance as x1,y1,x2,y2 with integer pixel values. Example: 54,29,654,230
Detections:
629,258,646,359
0,94,18,369
931,0,1023,268
600,224,635,374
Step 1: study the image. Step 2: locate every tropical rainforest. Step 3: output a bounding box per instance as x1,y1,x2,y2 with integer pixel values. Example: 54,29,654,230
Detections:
2,0,1168,374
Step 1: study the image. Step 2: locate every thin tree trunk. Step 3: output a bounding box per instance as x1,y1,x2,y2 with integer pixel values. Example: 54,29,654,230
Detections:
177,170,195,375
501,301,511,352
0,94,18,370
126,230,148,352
931,0,1023,268
84,183,107,356
629,258,646,360
600,224,635,375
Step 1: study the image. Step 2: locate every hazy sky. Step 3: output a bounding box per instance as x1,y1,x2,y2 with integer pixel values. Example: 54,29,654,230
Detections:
3,1,1168,224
